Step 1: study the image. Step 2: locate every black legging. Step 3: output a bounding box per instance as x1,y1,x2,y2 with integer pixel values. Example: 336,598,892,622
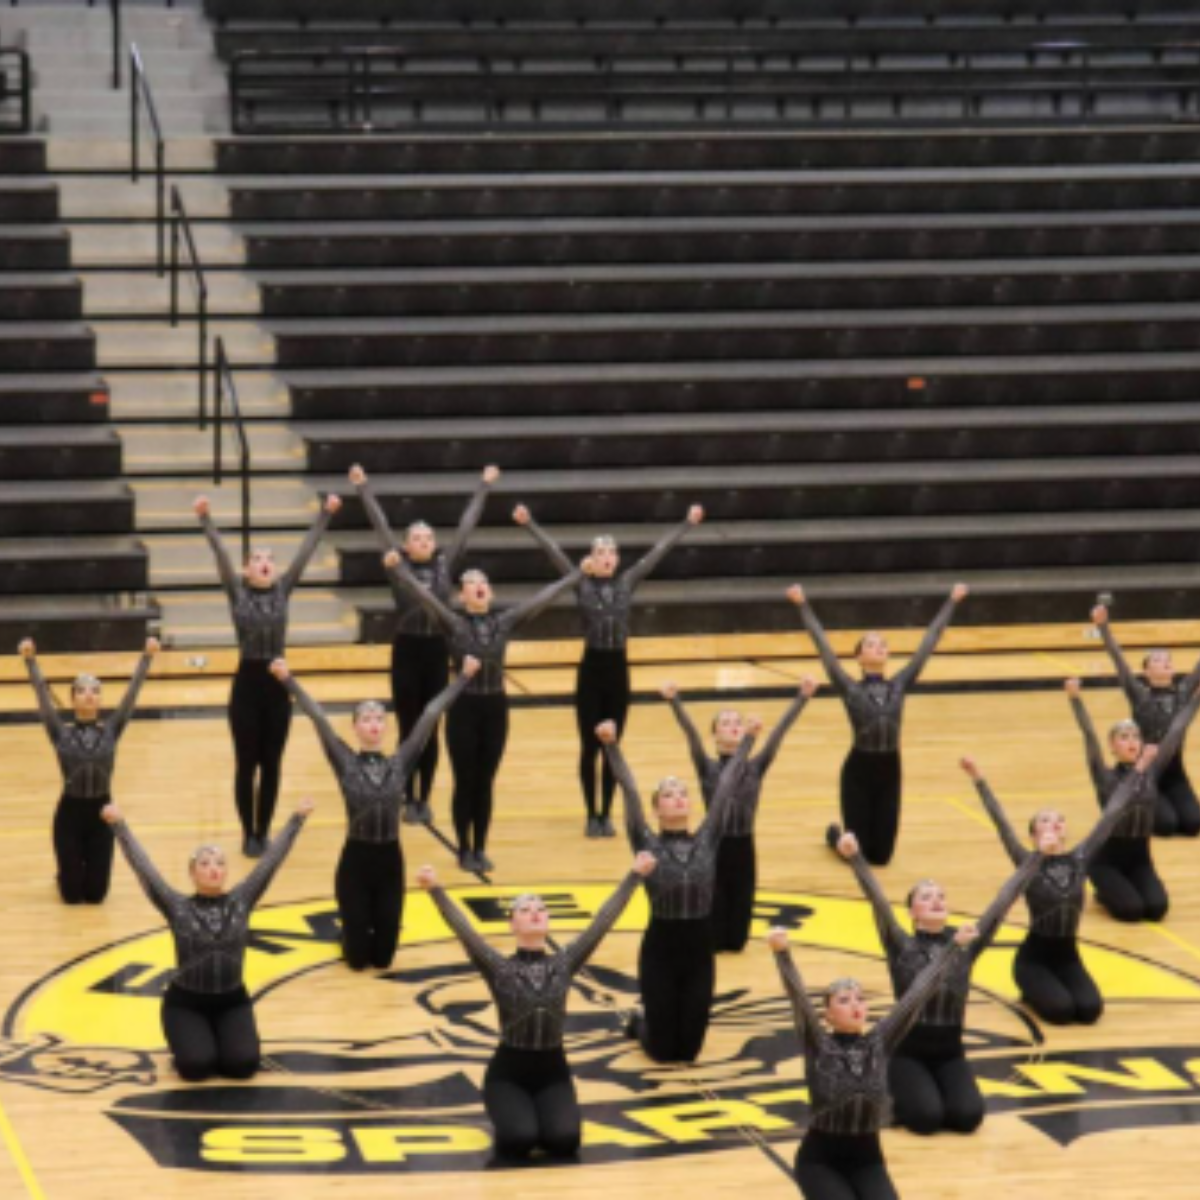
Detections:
712,834,756,953
52,795,114,905
1014,931,1103,1026
1088,836,1168,923
391,633,450,807
794,1130,897,1200
1154,755,1200,838
484,1044,581,1161
888,1024,983,1136
336,839,405,970
162,983,259,1082
637,915,715,1063
841,748,902,867
229,660,292,840
445,691,509,855
574,647,631,821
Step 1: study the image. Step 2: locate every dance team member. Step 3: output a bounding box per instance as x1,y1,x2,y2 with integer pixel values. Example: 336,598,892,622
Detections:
660,677,816,952
787,583,969,865
350,464,499,824
598,716,758,1062
513,503,704,838
20,636,157,905
271,656,478,969
102,797,313,1081
417,852,655,1160
196,493,340,857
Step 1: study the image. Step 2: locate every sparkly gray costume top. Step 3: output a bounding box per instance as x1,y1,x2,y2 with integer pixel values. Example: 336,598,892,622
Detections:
1099,623,1200,752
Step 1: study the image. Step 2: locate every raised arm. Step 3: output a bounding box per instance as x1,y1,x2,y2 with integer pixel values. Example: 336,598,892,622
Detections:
277,669,352,774
895,586,966,689
963,759,1030,866
514,506,574,576
445,467,498,577
789,587,854,694
109,815,178,918
771,940,826,1052
108,642,156,741
563,867,643,975
21,647,64,743
663,687,711,782
700,728,759,842
968,853,1043,963
1093,607,1140,702
878,939,970,1053
384,552,459,636
1067,684,1108,799
753,682,814,773
499,567,584,634
280,498,338,594
600,734,652,853
236,809,309,909
391,668,473,778
838,834,905,953
427,884,505,978
1078,747,1158,863
351,469,401,555
1150,685,1200,780
196,503,239,597
622,507,701,590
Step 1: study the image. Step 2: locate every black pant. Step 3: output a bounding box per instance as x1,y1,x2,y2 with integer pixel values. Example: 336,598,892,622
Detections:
574,647,631,820
229,660,292,839
1088,836,1169,923
52,795,114,905
484,1044,581,1161
638,915,715,1063
336,839,404,971
162,984,259,1082
889,1024,984,1136
391,633,449,807
446,691,508,855
840,748,902,867
712,834,756,953
1154,755,1200,838
1014,932,1103,1026
795,1130,896,1200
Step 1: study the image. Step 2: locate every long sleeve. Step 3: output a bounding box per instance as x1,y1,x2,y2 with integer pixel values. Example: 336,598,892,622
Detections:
700,732,757,843
968,853,1043,963
895,594,957,688
622,513,693,590
280,504,333,594
668,695,711,785
284,676,351,774
774,947,825,1052
973,778,1030,866
563,870,641,975
392,673,470,778
236,812,307,909
1180,651,1200,697
355,477,401,555
1098,622,1140,703
520,513,575,577
199,511,239,597
113,820,178,919
604,742,651,853
753,690,810,774
1069,695,1109,799
1077,764,1155,864
384,557,459,636
23,656,64,743
444,476,494,578
878,942,967,1053
1149,685,1200,779
798,602,855,694
499,567,583,633
429,885,505,977
845,852,906,953
108,651,153,741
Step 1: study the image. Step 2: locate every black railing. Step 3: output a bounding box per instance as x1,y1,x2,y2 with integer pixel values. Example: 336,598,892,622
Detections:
0,49,32,134
109,0,122,90
169,186,209,431
213,338,252,563
129,43,167,275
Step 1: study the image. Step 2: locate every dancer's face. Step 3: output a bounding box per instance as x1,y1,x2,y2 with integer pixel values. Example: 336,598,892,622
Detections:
190,849,228,895
1030,809,1068,854
712,709,743,754
244,548,277,589
1109,726,1143,764
509,896,549,943
652,779,692,826
354,708,387,750
590,544,619,577
908,882,948,932
460,575,493,613
71,679,102,721
404,526,437,563
1144,650,1174,687
856,633,889,671
825,986,868,1034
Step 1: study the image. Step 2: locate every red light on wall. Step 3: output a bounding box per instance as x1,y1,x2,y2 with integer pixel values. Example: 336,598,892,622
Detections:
89,390,109,406
907,377,926,391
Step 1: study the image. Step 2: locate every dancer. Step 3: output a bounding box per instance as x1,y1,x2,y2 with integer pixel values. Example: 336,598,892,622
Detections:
832,828,1039,1135
1092,603,1200,837
598,716,759,1063
384,548,582,872
787,582,968,866
661,677,816,952
513,503,704,837
101,797,313,1081
1066,677,1200,923
769,922,978,1200
195,492,340,857
349,464,499,824
271,657,479,970
417,852,655,1160
20,637,157,905
964,745,1158,1025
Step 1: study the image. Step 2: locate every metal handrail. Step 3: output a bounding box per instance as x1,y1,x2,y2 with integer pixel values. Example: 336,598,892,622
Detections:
213,338,252,563
0,49,32,134
110,0,122,90
169,186,209,431
130,43,167,275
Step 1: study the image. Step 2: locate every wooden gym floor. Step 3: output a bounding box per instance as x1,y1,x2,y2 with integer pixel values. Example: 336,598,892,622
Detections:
2,621,1200,1198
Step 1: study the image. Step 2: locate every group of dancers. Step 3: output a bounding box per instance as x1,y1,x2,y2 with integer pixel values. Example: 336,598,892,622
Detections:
16,463,1200,1198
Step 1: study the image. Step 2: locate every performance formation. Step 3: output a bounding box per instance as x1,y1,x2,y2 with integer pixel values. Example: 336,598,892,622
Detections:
13,462,1200,1200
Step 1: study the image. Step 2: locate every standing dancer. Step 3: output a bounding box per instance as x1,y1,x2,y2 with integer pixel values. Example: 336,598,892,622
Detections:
598,717,759,1063
383,549,582,872
513,503,704,838
416,853,655,1161
787,583,968,866
769,922,979,1200
195,493,340,857
1092,603,1200,837
832,829,1039,1135
349,464,499,824
19,637,157,904
964,746,1158,1025
271,657,478,969
660,677,816,952
1066,677,1200,923
101,797,313,1081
